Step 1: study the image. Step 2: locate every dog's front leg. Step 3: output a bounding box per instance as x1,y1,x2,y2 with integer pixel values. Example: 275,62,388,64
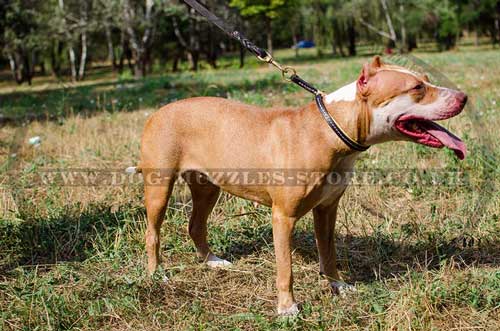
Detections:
313,201,340,281
313,201,356,297
272,207,299,316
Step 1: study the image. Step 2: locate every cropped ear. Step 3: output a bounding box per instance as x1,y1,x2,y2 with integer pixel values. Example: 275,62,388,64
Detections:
358,56,382,91
371,55,383,68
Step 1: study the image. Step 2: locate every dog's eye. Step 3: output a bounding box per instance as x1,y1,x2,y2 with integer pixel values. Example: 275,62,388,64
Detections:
413,84,424,91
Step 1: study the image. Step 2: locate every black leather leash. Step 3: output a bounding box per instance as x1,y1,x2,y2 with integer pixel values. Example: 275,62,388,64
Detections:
182,0,369,152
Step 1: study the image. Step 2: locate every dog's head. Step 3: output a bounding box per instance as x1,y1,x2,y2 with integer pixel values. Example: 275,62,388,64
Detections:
360,56,467,159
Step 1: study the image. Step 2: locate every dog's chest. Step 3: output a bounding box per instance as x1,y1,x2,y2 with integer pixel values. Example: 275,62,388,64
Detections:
315,155,357,206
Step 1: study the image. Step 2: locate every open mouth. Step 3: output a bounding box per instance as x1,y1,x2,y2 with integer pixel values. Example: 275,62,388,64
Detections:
395,118,467,160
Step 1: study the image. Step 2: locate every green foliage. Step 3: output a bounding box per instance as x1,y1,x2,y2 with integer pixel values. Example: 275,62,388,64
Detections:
229,0,291,19
436,1,460,38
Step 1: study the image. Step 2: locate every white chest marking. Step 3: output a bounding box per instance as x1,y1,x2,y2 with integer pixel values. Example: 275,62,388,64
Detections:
325,81,357,104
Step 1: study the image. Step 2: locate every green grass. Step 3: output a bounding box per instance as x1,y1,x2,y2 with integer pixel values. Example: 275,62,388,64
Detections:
0,46,499,330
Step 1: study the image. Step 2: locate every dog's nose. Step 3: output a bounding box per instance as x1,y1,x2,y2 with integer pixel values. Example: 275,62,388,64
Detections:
457,92,468,108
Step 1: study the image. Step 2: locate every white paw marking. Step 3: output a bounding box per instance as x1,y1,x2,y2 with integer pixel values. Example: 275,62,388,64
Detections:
277,303,299,316
125,166,137,174
331,281,356,297
162,275,169,283
206,254,232,268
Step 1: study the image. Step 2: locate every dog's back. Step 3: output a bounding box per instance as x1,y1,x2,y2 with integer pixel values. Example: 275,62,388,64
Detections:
139,97,301,172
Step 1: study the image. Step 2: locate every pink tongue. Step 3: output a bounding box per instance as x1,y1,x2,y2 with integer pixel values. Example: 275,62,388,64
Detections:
426,122,467,160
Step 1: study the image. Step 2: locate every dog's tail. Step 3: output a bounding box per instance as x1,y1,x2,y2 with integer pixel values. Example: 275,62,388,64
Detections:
125,166,142,174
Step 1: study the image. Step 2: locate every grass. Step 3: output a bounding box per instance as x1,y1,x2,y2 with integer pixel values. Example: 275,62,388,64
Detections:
0,46,499,330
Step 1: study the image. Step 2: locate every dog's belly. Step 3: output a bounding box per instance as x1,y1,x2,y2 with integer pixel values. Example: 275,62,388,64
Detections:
205,169,350,213
219,185,273,206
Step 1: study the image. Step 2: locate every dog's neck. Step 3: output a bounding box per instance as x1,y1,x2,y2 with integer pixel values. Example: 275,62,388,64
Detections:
321,81,371,148
325,81,357,104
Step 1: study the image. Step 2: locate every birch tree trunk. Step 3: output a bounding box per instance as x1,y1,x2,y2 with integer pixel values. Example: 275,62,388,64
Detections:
105,23,116,69
7,53,23,84
68,45,77,82
58,0,77,82
78,32,87,80
122,0,154,78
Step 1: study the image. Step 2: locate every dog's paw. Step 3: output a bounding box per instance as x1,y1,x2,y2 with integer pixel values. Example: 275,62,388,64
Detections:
277,303,299,316
331,280,356,297
206,254,232,268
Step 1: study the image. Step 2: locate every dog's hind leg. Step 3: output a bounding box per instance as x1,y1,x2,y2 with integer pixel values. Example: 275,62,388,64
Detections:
182,171,231,268
144,169,176,275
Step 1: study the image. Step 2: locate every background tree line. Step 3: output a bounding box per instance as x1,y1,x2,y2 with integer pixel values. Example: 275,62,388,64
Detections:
1,0,499,84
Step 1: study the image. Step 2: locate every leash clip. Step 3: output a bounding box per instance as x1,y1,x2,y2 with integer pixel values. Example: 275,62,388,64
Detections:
257,51,273,63
281,67,297,82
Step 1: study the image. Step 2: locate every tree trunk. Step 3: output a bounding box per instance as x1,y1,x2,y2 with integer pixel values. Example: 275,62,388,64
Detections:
131,46,146,78
78,32,87,80
495,2,500,45
172,14,199,71
400,3,407,52
347,18,356,56
207,27,218,69
266,17,273,55
23,50,32,85
122,0,154,78
239,45,245,68
380,0,397,43
335,21,346,57
105,23,116,69
68,45,77,82
187,52,198,72
172,51,180,72
118,30,126,73
7,53,23,84
407,35,417,51
40,61,46,75
331,23,336,56
51,41,62,77
293,34,299,57
58,0,77,82
495,18,500,45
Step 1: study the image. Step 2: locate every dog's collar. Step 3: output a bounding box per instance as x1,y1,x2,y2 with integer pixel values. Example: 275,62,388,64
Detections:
315,94,370,152
291,75,370,152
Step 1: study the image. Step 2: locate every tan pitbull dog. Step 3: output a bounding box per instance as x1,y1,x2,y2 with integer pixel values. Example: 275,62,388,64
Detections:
128,56,467,315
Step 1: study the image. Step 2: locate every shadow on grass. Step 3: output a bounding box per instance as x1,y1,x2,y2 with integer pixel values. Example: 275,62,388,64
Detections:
2,201,497,284
0,70,288,126
0,204,144,274
222,223,499,282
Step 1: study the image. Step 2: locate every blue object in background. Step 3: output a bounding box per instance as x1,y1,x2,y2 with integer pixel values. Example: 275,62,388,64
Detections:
294,40,315,49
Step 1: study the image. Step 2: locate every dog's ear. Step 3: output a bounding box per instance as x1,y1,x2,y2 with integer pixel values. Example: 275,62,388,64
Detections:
421,74,430,82
358,56,382,90
371,55,383,69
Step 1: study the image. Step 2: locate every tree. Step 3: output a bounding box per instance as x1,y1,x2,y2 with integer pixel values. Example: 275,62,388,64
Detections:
121,0,161,77
230,0,300,55
458,0,500,46
1,0,46,84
